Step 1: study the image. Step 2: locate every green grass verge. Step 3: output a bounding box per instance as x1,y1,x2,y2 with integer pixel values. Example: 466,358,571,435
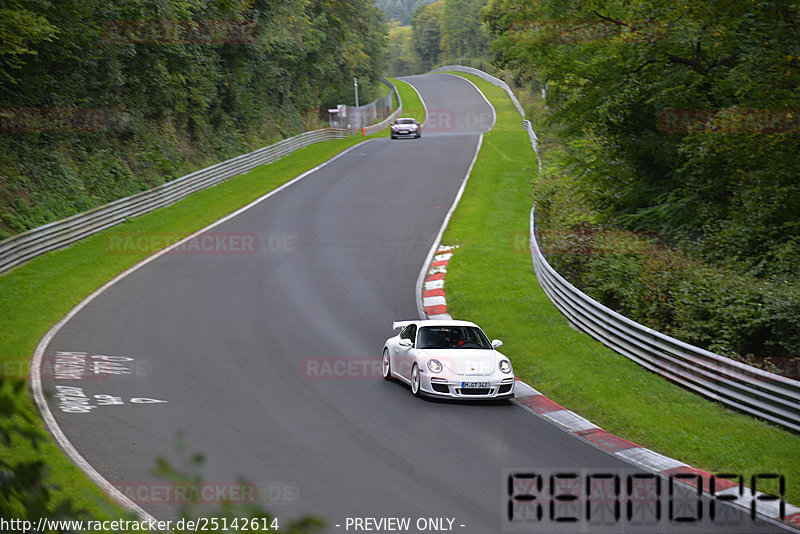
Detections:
0,128,389,520
440,72,800,503
388,78,426,123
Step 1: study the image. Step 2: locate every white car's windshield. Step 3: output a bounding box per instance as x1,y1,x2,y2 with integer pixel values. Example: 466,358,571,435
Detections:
417,326,492,349
396,118,415,124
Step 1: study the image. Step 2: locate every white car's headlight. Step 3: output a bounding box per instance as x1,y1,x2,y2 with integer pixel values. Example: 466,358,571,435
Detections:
427,359,443,373
499,360,512,374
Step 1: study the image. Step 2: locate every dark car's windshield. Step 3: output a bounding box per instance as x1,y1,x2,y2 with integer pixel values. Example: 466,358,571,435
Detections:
416,326,492,349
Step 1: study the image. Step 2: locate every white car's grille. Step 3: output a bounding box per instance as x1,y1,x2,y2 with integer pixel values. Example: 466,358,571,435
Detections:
459,388,491,395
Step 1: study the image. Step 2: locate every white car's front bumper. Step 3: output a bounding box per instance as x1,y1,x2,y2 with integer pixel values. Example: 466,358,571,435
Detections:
419,373,515,399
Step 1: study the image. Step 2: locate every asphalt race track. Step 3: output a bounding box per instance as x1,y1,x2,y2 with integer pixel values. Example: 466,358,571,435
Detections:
40,74,784,533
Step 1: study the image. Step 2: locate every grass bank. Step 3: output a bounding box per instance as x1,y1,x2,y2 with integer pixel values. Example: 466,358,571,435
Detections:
388,77,426,123
440,72,800,503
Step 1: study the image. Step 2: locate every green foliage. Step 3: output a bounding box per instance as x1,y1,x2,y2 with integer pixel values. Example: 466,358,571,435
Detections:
440,0,489,59
485,0,800,369
0,377,104,529
411,1,444,69
484,0,800,280
443,72,800,504
408,0,491,70
0,0,57,83
535,188,800,369
375,0,438,25
388,77,427,121
0,376,325,531
385,22,424,76
156,437,324,533
0,0,388,238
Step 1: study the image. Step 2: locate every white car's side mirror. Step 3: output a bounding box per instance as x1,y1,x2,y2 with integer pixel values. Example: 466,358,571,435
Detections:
399,339,412,348
491,339,503,349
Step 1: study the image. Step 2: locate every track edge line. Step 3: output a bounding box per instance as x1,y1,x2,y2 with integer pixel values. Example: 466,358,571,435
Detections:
29,138,374,525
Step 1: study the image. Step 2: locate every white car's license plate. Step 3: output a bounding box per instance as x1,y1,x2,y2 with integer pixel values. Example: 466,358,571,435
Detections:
462,382,490,388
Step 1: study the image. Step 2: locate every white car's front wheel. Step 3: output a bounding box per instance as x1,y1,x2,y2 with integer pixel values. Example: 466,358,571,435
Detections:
411,363,422,397
382,349,392,381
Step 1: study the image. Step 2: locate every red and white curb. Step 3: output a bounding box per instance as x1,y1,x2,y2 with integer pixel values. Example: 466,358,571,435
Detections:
422,245,456,319
420,245,800,530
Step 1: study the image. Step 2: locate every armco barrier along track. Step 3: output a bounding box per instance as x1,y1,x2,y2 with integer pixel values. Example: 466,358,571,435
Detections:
529,209,800,433
0,79,407,274
0,128,347,274
435,65,800,433
364,78,402,135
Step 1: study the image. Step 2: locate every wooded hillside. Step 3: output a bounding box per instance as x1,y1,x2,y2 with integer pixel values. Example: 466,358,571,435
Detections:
0,0,387,239
484,0,800,371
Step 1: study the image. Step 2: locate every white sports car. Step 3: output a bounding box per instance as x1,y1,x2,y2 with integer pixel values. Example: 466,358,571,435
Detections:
382,319,515,400
390,117,421,139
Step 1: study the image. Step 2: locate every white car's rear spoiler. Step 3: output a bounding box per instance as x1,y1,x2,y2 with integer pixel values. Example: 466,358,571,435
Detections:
392,320,414,330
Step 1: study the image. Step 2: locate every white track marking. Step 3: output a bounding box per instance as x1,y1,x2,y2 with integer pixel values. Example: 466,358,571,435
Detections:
513,381,542,398
422,296,447,307
616,447,688,472
424,279,445,291
437,73,497,131
414,133,483,321
542,409,598,432
398,78,429,128
30,139,373,523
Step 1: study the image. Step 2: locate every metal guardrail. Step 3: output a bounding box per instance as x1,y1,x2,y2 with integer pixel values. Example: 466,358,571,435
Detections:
441,65,800,432
530,209,800,432
432,65,525,116
338,78,402,135
0,128,347,274
1,77,406,274
433,65,542,173
363,78,402,135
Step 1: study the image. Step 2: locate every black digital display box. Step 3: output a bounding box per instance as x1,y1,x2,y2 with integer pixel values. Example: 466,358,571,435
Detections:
503,468,791,533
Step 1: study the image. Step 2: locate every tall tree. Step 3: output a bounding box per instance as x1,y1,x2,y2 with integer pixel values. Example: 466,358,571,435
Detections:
376,0,438,25
411,1,444,68
386,20,423,75
484,0,800,278
440,0,489,59
0,0,388,237
0,0,57,83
